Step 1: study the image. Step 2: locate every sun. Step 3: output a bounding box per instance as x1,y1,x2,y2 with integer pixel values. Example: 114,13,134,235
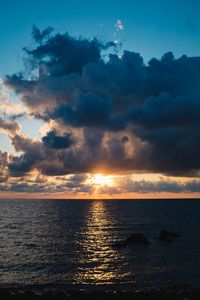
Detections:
92,174,114,187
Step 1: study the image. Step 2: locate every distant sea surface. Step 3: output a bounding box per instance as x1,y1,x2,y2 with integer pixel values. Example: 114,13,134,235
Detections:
0,199,200,292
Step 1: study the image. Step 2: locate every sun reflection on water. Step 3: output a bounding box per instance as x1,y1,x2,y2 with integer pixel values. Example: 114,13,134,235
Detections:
73,200,131,286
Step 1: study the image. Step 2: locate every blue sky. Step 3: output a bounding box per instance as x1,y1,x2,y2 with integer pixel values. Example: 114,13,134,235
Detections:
1,0,200,76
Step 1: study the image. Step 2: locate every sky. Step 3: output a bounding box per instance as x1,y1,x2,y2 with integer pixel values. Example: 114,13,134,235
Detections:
1,0,200,198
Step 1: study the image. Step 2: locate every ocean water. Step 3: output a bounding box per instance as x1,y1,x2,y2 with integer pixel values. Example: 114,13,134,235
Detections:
0,199,200,291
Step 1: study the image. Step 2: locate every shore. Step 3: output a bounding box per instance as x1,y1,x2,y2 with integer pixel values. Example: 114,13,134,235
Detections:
0,288,198,300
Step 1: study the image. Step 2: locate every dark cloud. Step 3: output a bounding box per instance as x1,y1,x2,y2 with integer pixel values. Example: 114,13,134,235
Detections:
4,28,200,177
42,130,73,149
8,133,94,176
24,28,113,75
31,25,54,44
9,135,45,176
52,93,125,131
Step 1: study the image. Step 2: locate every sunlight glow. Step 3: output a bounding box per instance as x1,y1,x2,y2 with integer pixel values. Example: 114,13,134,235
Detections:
91,174,114,187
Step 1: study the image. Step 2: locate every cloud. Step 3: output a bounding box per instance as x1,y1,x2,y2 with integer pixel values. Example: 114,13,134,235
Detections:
0,150,9,183
0,117,20,136
42,130,73,149
52,93,125,131
0,171,92,195
4,27,200,178
114,20,124,32
117,178,195,194
31,25,54,44
1,171,200,195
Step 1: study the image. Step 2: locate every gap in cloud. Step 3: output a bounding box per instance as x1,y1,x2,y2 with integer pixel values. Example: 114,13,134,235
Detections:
0,132,16,153
20,117,44,140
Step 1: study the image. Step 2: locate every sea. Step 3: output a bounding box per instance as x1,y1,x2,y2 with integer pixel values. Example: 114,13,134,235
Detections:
0,199,200,292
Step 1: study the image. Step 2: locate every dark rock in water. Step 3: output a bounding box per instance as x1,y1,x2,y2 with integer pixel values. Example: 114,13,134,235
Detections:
158,229,179,241
125,233,150,245
113,233,150,248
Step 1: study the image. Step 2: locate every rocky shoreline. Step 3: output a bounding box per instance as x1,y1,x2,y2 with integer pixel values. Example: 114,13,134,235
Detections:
0,288,199,299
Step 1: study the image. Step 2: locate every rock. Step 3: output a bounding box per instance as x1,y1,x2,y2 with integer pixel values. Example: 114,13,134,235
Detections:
113,233,150,248
124,233,150,245
158,229,179,241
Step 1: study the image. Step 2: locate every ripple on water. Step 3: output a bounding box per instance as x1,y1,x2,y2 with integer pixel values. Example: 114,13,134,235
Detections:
0,199,200,290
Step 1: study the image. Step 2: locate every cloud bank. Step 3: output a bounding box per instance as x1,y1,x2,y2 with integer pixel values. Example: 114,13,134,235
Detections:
2,26,200,190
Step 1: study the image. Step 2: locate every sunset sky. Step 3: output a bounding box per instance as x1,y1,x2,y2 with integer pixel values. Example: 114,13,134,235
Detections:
1,0,200,198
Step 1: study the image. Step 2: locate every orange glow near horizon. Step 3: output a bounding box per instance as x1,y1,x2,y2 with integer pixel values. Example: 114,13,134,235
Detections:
1,191,200,200
1,172,200,199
